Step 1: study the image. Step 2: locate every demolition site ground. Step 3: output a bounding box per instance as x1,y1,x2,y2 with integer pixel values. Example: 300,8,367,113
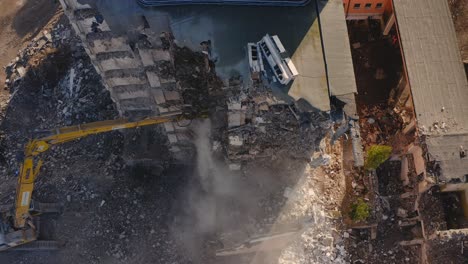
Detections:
0,1,467,264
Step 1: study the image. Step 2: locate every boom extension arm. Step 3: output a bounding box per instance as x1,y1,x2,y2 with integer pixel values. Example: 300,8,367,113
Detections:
13,110,186,229
27,110,185,156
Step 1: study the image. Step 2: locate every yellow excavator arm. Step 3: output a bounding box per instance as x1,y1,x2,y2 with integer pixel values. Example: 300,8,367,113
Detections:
13,110,186,229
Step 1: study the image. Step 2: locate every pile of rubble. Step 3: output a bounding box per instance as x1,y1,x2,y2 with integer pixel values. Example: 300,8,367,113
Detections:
224,79,330,170
428,228,468,263
276,140,348,264
358,104,408,151
4,27,66,90
0,15,118,175
278,208,347,264
0,12,189,263
213,137,350,263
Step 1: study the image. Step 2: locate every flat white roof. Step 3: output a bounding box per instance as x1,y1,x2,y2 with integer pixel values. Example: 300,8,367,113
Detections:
285,58,299,76
272,35,287,53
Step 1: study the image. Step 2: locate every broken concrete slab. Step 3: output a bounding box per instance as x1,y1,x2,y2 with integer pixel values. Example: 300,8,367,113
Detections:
163,91,181,101
107,76,147,87
90,37,129,54
229,135,243,147
152,49,171,61
152,89,166,104
99,57,141,72
113,85,150,100
146,71,161,88
138,49,155,67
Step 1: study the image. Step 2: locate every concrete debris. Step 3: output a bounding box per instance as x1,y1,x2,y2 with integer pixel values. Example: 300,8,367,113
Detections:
228,163,241,171
358,104,407,148
224,77,329,166
228,135,243,146
396,207,408,218
309,152,331,168
263,139,345,263
4,23,68,90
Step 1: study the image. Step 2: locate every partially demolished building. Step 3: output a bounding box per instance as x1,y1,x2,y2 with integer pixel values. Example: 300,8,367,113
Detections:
59,0,194,161
224,0,363,170
387,0,468,217
358,0,468,260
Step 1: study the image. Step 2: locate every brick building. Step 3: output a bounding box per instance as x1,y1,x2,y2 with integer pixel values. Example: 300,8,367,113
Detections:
343,0,393,20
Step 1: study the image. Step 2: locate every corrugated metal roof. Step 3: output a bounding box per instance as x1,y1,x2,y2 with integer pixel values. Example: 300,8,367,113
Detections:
394,0,468,181
394,0,468,135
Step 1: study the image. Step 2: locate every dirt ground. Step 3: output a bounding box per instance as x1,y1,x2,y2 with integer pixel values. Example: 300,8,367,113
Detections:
448,0,468,65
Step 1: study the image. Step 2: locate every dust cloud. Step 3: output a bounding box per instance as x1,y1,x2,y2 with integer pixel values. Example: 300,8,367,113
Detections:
170,119,258,262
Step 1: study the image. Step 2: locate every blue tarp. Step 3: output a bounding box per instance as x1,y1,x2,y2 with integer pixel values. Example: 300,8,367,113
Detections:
138,0,311,7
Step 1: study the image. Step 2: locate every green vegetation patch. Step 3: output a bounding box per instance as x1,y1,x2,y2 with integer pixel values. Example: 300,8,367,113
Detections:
350,198,371,222
365,145,392,170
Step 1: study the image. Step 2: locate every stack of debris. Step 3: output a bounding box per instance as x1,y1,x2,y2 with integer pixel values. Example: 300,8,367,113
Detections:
4,25,72,92
358,104,404,148
0,17,119,176
224,78,329,170
279,206,347,264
